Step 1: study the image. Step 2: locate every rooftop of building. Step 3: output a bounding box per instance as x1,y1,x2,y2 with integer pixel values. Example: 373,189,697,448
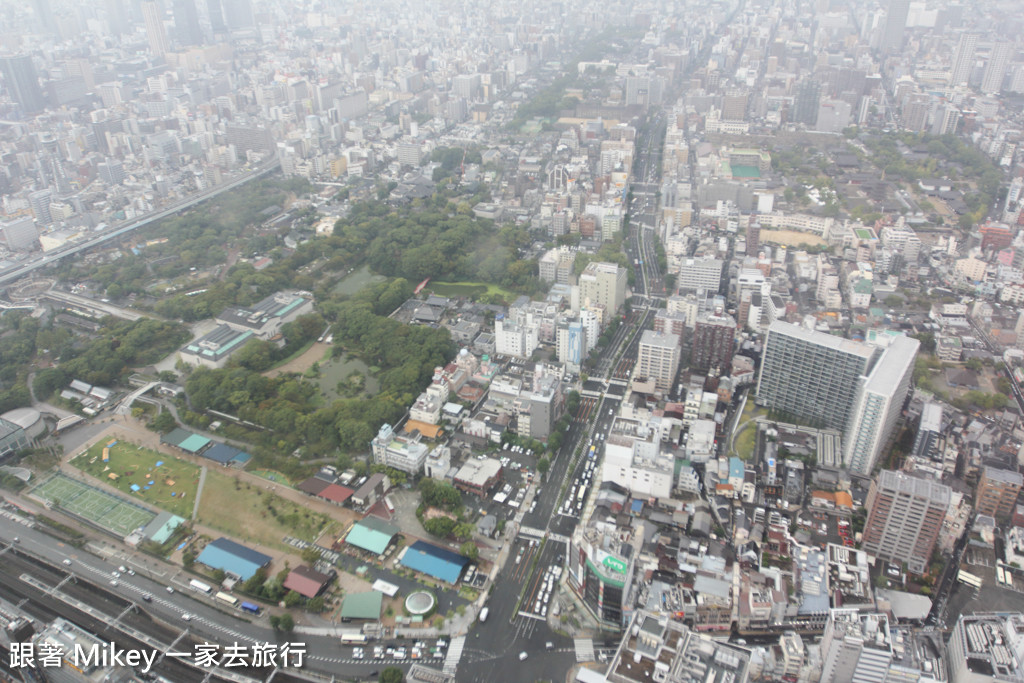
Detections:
954,613,1024,679
983,466,1024,486
453,457,502,487
640,329,680,349
877,469,951,505
766,320,875,359
607,610,751,683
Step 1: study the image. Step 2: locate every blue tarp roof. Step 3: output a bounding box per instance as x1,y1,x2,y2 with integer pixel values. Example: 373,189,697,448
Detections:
196,537,272,580
400,540,468,584
203,443,240,464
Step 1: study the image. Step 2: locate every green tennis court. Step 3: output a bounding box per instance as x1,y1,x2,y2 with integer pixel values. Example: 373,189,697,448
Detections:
31,474,155,536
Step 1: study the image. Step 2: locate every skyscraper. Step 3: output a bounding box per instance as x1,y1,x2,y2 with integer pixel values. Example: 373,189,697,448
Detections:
222,0,254,29
206,0,226,33
756,322,877,431
950,33,978,87
142,1,170,57
636,331,681,391
881,0,910,53
982,42,1012,94
862,470,950,574
843,335,919,475
692,312,736,374
173,0,203,47
578,262,627,320
0,55,45,114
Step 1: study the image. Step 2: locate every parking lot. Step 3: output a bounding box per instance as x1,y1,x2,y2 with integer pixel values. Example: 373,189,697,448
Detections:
794,508,853,548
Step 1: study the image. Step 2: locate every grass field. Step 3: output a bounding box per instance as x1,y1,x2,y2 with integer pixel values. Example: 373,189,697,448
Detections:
249,469,294,486
427,281,516,301
31,474,156,536
71,441,200,519
196,469,331,550
732,400,765,460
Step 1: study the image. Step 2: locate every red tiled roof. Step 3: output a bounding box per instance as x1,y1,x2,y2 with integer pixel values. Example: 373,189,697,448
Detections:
283,565,332,598
319,483,354,504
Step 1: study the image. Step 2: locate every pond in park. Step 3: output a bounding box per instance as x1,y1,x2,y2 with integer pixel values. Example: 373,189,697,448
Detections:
315,354,381,401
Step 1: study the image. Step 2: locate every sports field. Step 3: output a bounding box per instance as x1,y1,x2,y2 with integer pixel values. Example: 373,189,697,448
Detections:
70,440,200,518
196,469,332,550
31,474,156,536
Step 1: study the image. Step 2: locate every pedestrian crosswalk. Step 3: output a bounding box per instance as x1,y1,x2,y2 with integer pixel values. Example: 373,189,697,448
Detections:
444,635,466,674
574,638,595,662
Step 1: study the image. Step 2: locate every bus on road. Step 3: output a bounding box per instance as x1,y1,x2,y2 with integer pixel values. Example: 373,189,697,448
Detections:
340,633,368,645
215,591,239,607
189,579,213,594
240,601,261,615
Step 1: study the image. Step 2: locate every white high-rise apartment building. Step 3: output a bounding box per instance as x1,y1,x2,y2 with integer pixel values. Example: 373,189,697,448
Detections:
950,33,978,87
578,262,627,320
982,42,1012,94
636,330,681,391
843,335,919,475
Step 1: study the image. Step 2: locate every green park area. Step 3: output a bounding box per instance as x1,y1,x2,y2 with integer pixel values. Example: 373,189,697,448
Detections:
732,400,766,460
71,441,200,519
428,281,516,302
195,469,331,550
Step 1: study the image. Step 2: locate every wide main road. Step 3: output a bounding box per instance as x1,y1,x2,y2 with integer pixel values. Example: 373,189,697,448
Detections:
0,159,281,288
0,518,402,680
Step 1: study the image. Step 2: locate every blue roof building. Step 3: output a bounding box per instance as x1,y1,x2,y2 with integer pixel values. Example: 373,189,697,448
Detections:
196,537,272,580
400,541,469,584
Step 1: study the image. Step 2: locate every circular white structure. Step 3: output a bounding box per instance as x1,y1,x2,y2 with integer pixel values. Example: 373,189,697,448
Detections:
2,407,44,438
404,591,436,616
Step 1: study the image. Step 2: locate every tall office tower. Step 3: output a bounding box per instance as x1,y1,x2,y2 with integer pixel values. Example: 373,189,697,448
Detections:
206,0,226,33
578,262,627,320
222,0,254,29
881,0,910,53
692,312,736,373
911,402,943,460
0,217,39,251
677,257,725,295
97,160,126,186
843,336,919,476
982,42,1012,94
28,189,53,225
820,610,896,683
792,80,821,125
173,0,203,46
105,0,130,35
746,221,761,253
0,55,45,114
862,470,950,574
756,322,877,431
976,466,1024,519
31,0,59,36
142,1,170,58
950,33,978,87
636,331,681,391
721,90,748,122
